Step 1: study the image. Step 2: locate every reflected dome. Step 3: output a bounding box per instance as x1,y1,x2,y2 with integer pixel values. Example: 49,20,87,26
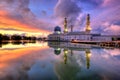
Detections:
54,48,61,55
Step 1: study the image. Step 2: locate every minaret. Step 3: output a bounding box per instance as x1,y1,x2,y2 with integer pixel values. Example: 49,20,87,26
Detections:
85,49,91,69
71,25,73,32
64,18,68,33
63,48,68,64
86,14,91,33
70,49,73,56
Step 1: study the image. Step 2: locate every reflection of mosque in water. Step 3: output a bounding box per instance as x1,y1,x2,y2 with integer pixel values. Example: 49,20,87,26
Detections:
48,42,92,69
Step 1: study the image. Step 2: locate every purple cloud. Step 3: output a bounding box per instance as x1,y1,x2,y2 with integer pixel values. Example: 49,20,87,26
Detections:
0,0,119,34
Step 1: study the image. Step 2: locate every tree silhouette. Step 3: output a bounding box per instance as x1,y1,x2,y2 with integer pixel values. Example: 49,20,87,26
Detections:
11,35,22,40
0,34,2,41
1,35,10,40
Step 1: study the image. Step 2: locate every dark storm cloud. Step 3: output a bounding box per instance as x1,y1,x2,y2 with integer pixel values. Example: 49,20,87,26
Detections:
55,0,82,27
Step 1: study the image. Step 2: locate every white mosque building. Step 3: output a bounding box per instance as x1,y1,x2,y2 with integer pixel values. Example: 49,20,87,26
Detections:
48,14,120,42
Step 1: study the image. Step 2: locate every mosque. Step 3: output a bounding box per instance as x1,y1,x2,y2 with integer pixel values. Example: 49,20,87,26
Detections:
48,14,120,42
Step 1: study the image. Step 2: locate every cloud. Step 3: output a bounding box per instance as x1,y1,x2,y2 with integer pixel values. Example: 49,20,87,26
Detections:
0,0,51,34
53,0,120,34
0,10,44,33
41,10,47,16
54,0,82,29
78,0,104,8
0,0,119,35
101,0,120,7
90,1,120,34
104,24,120,34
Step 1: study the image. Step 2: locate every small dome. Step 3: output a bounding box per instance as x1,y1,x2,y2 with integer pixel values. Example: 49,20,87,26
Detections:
54,26,61,32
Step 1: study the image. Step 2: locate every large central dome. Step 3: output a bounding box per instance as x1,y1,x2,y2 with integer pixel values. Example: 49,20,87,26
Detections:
54,26,61,32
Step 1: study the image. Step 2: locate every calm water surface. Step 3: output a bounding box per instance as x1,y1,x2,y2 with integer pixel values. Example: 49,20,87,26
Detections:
0,42,120,80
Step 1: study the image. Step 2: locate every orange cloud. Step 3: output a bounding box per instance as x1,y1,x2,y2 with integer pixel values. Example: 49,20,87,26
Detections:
0,10,50,34
0,11,8,16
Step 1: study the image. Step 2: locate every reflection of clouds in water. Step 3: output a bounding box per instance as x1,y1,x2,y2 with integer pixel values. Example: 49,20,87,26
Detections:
54,49,105,80
96,48,120,60
28,61,57,80
71,52,85,67
104,49,120,56
91,48,120,66
0,42,120,80
90,49,120,78
92,48,111,59
54,50,86,80
0,45,53,80
0,42,48,49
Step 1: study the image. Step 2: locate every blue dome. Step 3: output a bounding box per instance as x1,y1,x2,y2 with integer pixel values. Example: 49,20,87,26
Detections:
54,48,61,55
54,26,61,32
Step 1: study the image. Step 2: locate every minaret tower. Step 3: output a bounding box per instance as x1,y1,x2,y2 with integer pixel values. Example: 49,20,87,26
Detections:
86,14,91,33
71,25,73,32
63,48,68,64
85,49,91,69
64,18,68,33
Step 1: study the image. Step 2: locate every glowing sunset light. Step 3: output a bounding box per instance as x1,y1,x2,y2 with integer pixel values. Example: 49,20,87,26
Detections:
0,30,50,37
0,42,48,49
0,46,49,71
0,43,49,62
0,10,51,36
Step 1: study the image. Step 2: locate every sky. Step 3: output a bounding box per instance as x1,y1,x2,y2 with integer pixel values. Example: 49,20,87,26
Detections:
0,0,120,36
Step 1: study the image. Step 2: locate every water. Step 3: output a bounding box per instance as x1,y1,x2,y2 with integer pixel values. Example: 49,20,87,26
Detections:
0,42,120,80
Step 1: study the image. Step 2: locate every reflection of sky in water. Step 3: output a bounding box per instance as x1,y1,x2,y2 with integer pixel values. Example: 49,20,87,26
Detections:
0,42,120,80
28,61,58,80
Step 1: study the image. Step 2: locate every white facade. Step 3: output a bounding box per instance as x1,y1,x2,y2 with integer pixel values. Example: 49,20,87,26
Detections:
92,36,112,42
48,32,117,42
48,32,92,41
66,33,92,41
